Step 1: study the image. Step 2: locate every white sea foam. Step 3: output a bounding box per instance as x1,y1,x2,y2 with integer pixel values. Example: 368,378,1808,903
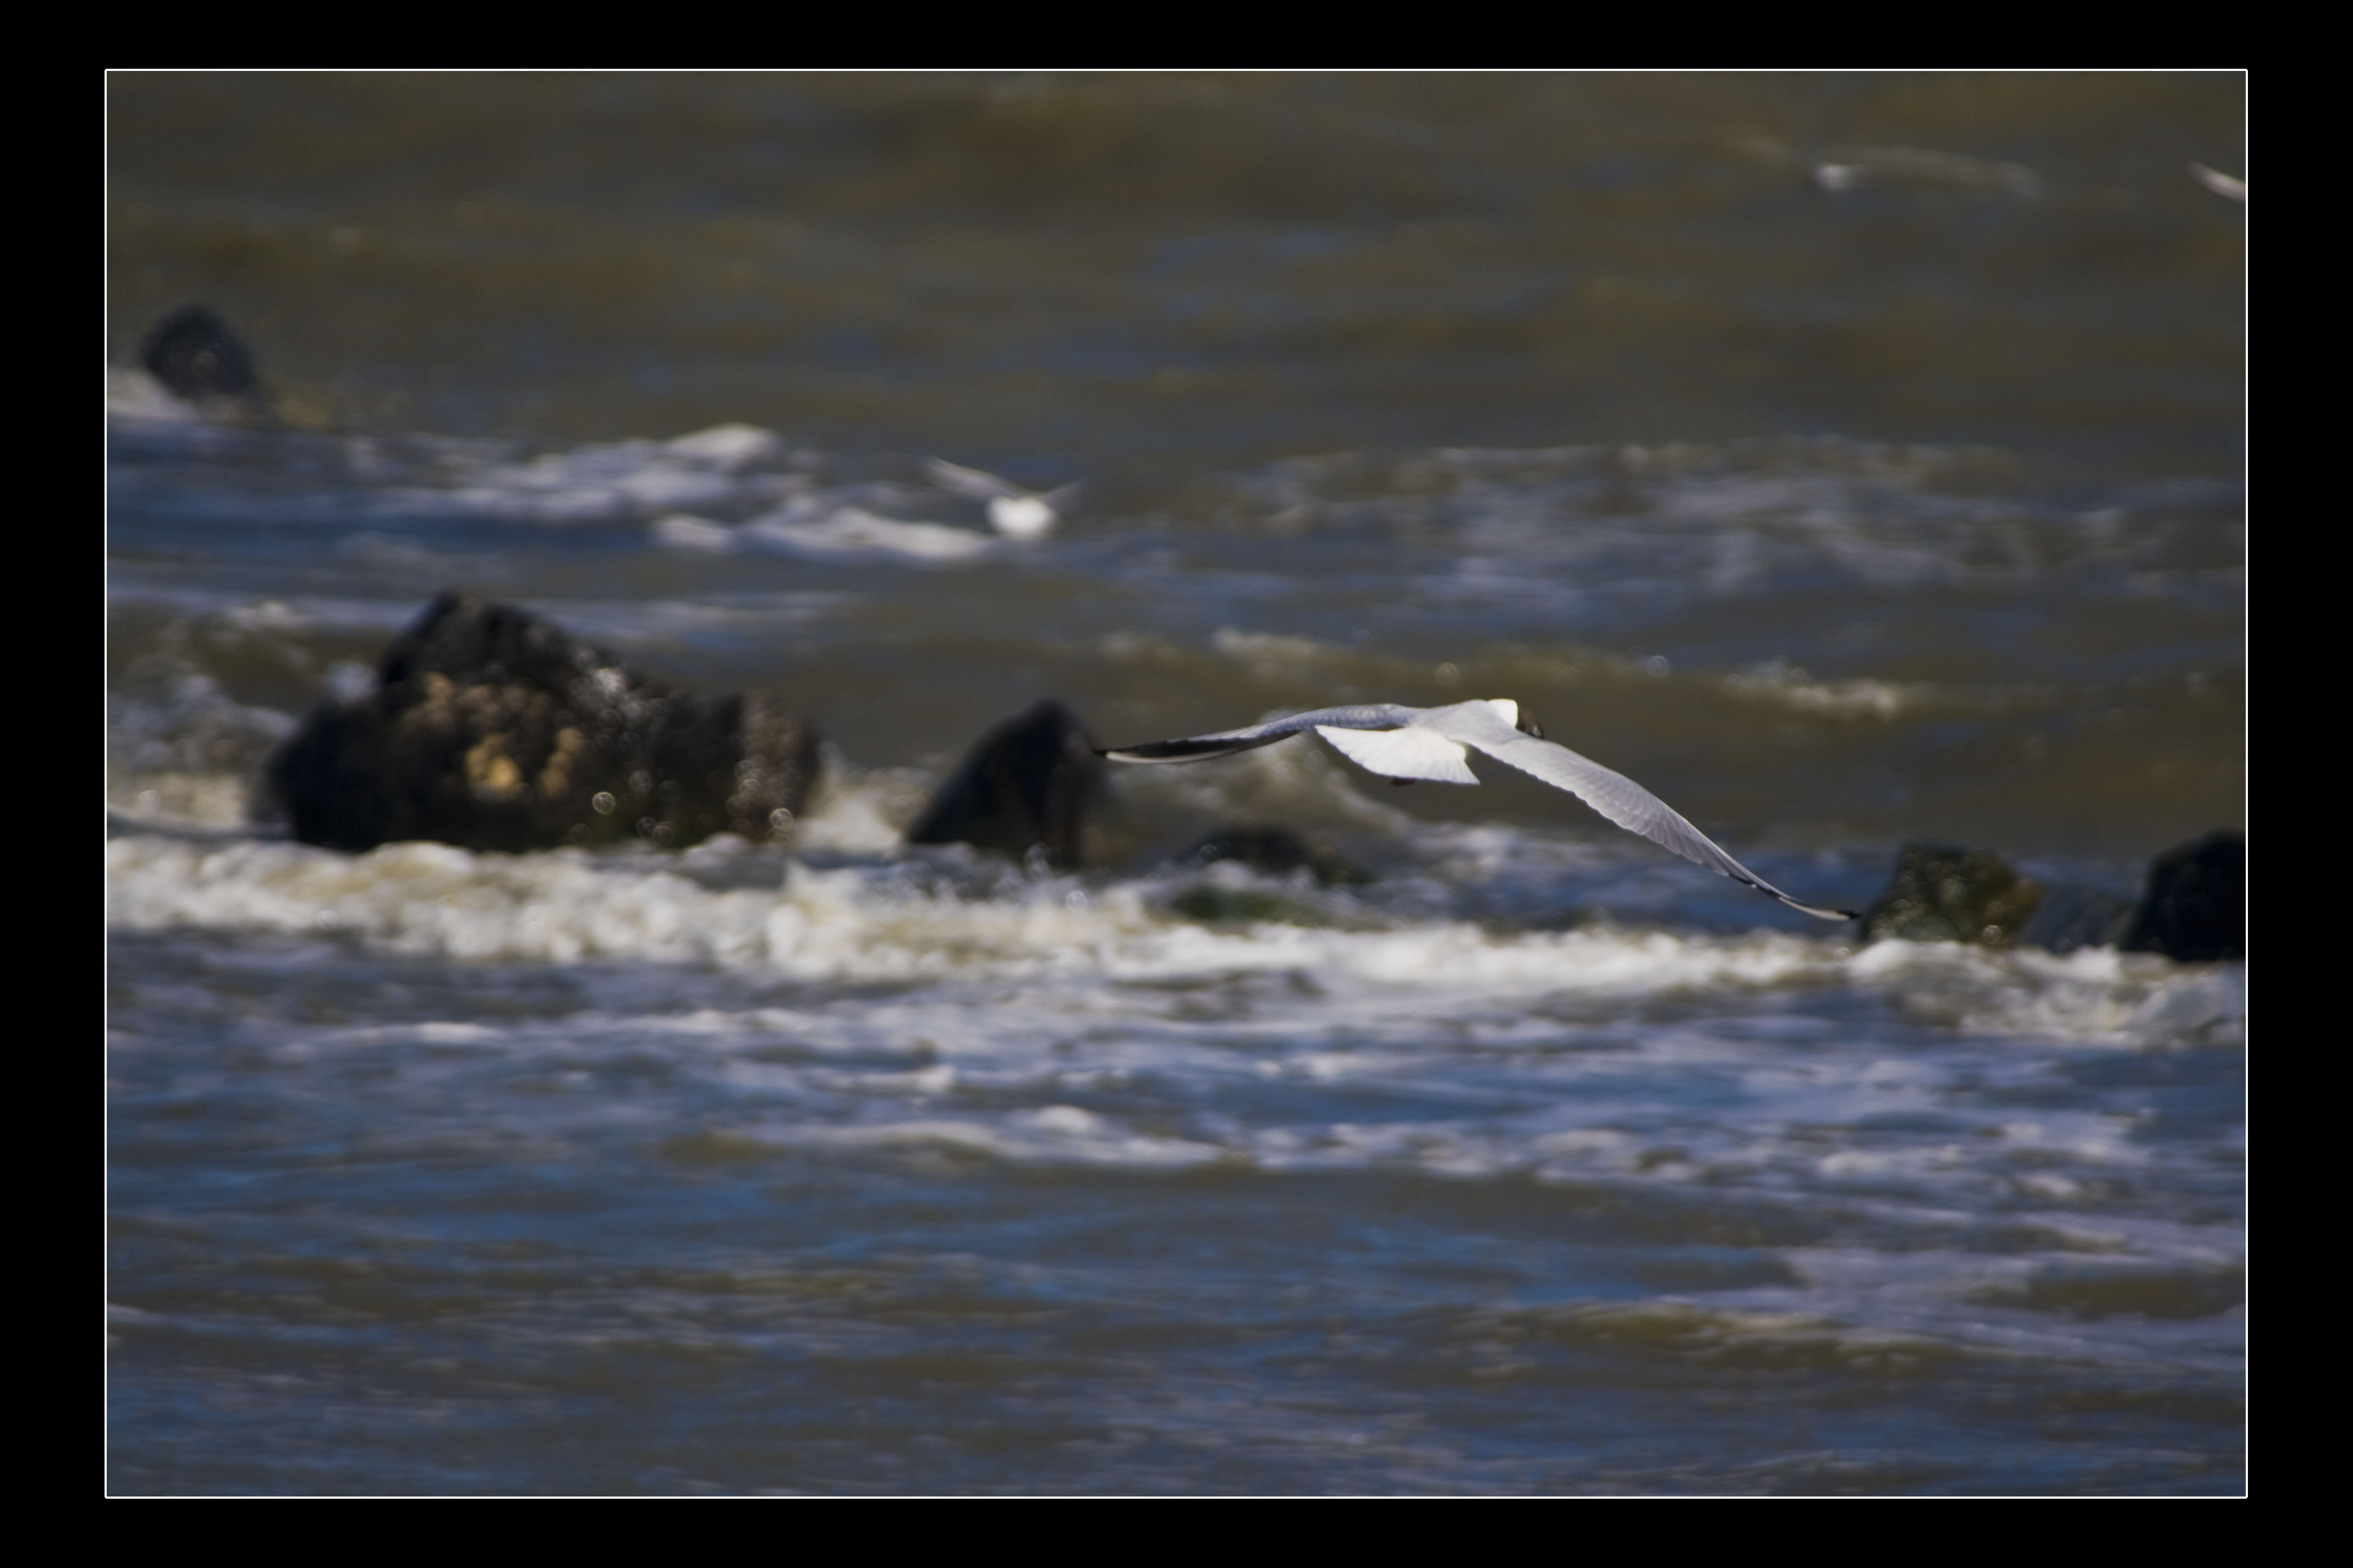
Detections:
105,368,202,423
1722,658,1927,720
108,669,295,827
791,763,936,855
1214,438,2239,623
651,513,736,552
434,425,797,522
105,828,2229,1047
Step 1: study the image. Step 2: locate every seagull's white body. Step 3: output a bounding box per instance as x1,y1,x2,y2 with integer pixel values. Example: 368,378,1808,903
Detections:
924,458,1082,540
1102,698,1856,920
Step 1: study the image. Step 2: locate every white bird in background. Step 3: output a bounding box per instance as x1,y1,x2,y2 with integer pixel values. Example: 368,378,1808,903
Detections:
2188,162,2246,203
924,458,1083,540
1101,698,1858,920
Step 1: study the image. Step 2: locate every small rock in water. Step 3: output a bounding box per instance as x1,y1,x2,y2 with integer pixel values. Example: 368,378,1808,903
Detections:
1858,842,2043,945
266,591,820,854
1168,885,1315,925
1171,823,1370,887
904,700,1104,871
139,304,268,409
2122,830,2244,962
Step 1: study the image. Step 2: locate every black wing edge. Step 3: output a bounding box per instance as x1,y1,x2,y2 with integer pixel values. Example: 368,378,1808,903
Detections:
1727,871,1859,921
1097,734,1295,764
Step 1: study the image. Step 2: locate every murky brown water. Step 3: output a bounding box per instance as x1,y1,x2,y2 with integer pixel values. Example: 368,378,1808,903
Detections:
108,73,2244,1494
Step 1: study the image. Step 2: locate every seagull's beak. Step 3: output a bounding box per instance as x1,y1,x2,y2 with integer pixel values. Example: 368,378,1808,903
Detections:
1515,710,1545,740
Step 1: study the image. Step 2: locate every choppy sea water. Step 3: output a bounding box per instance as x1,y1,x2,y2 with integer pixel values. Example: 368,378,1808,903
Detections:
108,74,2242,1494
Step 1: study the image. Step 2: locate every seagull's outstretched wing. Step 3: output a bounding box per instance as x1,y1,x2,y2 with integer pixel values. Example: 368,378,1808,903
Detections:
924,457,1022,500
1100,705,1424,764
1424,702,1856,920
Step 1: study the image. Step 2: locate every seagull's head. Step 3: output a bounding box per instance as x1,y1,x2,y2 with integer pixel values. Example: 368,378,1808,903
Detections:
1474,697,1544,739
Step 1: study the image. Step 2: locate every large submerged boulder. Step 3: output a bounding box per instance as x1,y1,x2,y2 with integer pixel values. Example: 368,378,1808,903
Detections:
1858,842,2044,946
2122,830,2244,962
903,700,1103,870
266,591,820,854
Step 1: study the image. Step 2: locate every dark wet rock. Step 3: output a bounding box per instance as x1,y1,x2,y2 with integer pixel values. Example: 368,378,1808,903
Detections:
2019,884,2137,955
904,700,1103,871
266,591,819,854
140,304,267,406
1874,831,2247,960
1170,824,1371,887
1858,842,2043,946
2122,830,2244,962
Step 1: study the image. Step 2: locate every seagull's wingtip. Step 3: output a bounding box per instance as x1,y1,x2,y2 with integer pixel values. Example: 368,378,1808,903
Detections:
1758,883,1859,921
925,456,1017,499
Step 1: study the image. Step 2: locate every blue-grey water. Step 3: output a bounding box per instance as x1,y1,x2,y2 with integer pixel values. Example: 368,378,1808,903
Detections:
107,73,2244,1494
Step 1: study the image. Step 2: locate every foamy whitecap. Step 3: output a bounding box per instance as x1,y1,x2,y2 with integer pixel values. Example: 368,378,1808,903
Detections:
105,367,201,423
651,513,736,552
1723,659,1926,720
1211,628,1349,678
436,425,796,522
106,829,2235,1047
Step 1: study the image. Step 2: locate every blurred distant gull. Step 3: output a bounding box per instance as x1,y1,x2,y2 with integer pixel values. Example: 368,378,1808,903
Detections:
1102,697,1858,920
924,458,1081,540
2189,163,2246,203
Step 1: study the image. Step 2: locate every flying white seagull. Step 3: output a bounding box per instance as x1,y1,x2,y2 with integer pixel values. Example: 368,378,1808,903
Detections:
924,458,1082,540
2188,162,2246,203
1102,698,1858,920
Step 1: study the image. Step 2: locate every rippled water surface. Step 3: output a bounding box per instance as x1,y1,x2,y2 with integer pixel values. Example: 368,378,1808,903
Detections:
108,73,2244,1494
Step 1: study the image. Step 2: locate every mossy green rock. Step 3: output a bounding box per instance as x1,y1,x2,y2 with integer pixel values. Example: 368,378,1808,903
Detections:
1859,842,2044,946
267,591,819,854
1169,886,1315,925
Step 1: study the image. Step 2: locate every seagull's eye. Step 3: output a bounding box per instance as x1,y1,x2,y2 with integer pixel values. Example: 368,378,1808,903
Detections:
1516,711,1545,739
